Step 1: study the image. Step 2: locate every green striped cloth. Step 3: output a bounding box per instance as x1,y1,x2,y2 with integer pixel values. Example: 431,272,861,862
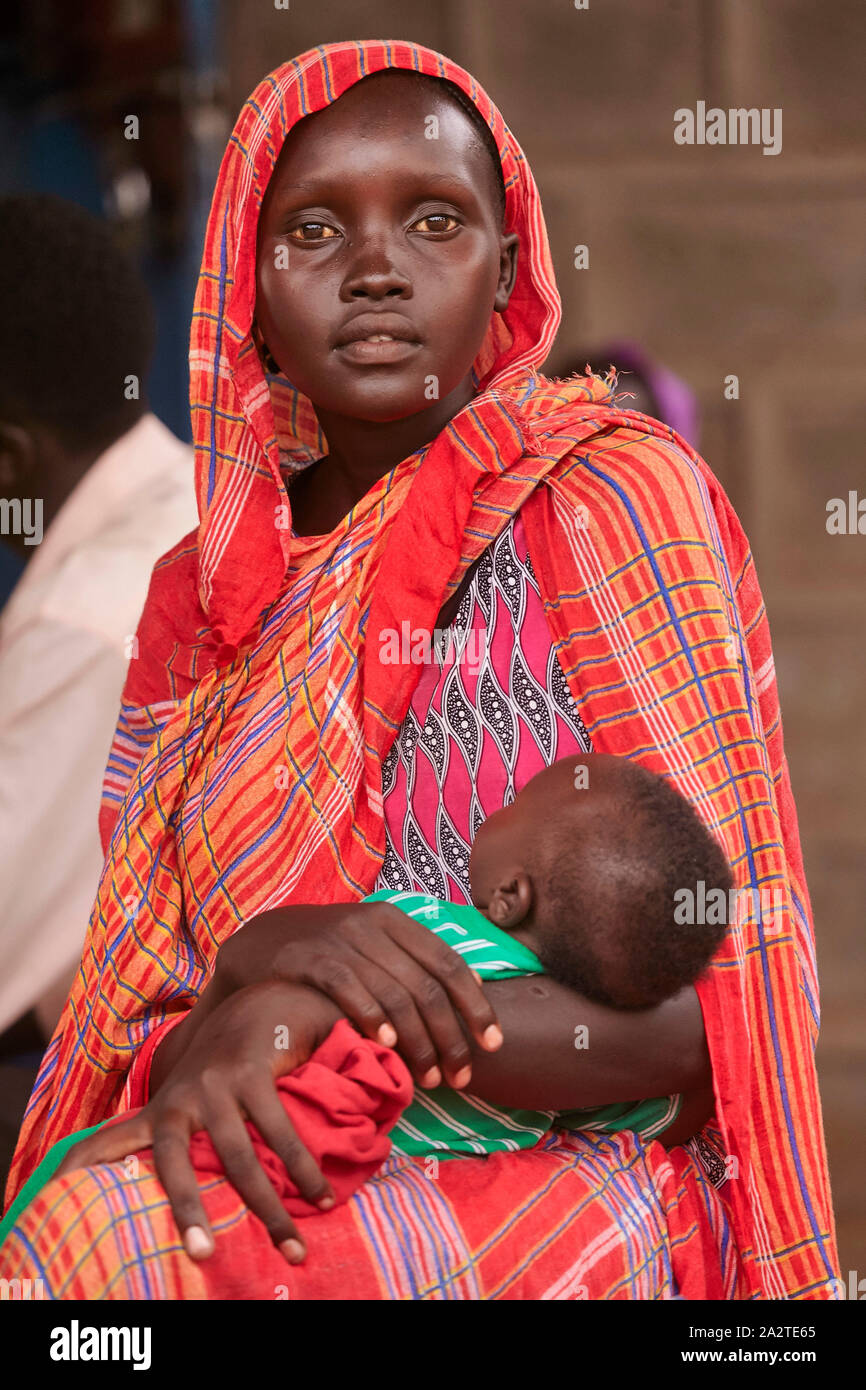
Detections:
365,889,682,1156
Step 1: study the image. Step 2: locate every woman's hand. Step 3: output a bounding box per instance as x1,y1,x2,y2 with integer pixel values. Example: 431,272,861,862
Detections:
55,980,344,1265
214,901,503,1090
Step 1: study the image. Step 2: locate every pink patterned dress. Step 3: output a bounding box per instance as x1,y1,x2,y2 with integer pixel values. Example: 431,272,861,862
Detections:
374,512,592,900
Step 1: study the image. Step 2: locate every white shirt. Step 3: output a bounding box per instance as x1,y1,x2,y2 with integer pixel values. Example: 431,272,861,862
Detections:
0,413,198,1034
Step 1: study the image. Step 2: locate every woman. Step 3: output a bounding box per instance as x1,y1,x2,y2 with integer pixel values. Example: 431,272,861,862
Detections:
1,40,837,1300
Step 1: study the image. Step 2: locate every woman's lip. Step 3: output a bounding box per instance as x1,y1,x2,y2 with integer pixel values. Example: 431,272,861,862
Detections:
334,338,421,364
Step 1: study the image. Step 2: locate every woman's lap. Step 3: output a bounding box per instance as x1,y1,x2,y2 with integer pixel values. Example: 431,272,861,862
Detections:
0,1129,738,1300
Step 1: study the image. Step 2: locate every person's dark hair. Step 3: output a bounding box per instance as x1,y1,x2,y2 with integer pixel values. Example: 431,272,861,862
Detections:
0,194,155,453
532,760,733,1010
356,69,508,227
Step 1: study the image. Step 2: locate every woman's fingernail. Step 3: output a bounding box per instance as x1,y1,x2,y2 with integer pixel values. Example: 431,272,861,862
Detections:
482,1024,503,1050
420,1066,442,1088
453,1066,472,1089
280,1239,305,1264
183,1225,213,1260
470,970,482,984
377,1022,398,1047
318,1194,335,1210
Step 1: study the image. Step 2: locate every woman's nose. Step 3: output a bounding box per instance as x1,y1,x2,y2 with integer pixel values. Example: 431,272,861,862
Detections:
339,240,412,300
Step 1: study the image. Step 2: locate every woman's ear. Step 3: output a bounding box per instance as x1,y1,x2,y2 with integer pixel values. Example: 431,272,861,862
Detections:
486,867,534,929
493,231,520,314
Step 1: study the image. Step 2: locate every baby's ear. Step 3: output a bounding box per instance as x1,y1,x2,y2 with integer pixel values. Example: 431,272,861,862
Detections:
488,870,533,929
485,887,511,927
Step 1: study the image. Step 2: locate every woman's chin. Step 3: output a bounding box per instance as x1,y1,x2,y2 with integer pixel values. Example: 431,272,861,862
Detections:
313,388,446,426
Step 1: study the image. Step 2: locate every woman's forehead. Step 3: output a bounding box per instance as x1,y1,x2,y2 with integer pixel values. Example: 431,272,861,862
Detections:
328,68,471,122
262,75,501,216
276,73,484,167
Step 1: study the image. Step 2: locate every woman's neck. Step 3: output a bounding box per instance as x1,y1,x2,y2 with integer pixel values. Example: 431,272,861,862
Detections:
302,375,478,531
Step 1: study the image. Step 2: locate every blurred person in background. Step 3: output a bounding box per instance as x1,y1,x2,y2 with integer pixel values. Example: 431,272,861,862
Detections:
561,341,701,448
0,194,197,1048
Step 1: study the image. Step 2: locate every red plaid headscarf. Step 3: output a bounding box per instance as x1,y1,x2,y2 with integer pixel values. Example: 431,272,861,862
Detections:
190,40,559,651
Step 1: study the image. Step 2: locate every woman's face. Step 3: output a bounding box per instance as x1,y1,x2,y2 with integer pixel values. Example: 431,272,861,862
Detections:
255,72,519,425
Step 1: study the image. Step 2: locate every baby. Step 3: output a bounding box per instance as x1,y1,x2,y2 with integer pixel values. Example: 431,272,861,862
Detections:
366,751,733,1156
3,754,733,1234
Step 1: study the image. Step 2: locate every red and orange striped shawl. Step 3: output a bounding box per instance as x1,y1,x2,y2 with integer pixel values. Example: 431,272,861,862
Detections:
7,40,838,1300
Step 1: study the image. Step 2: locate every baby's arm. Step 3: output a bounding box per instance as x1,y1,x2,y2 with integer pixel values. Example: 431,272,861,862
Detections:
520,941,715,1144
457,973,710,1112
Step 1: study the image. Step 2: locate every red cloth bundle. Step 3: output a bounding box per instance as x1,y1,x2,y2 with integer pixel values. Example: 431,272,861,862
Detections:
193,1021,412,1214
119,1020,413,1216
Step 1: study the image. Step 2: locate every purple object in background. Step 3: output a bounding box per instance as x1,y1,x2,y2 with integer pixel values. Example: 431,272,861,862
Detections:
568,340,701,449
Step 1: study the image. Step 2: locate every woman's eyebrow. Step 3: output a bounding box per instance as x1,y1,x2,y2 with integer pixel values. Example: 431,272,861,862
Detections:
421,173,478,189
269,177,327,200
272,172,480,200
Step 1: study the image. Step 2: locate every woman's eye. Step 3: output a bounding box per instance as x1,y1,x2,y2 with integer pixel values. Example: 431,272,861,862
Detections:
412,213,460,234
287,222,339,242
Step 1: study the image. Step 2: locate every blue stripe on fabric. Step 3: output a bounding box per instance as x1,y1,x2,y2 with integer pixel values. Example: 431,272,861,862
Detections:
206,210,229,507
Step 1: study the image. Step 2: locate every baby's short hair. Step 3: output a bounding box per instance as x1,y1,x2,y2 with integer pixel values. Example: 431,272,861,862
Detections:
532,760,732,1010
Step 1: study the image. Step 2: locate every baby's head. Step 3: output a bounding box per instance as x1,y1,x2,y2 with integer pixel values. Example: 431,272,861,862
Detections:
468,753,733,1010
